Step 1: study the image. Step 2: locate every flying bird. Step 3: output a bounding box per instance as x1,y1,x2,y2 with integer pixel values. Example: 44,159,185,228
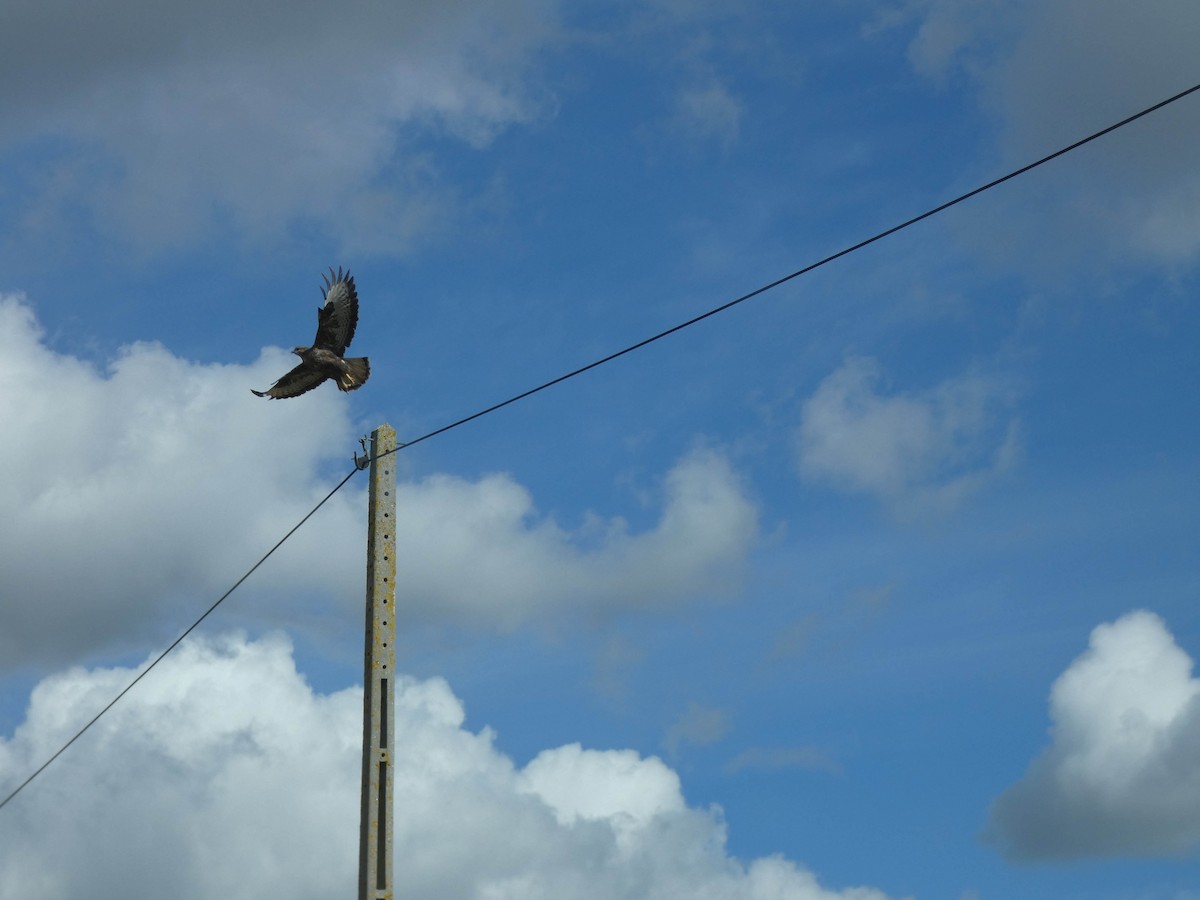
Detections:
252,267,370,399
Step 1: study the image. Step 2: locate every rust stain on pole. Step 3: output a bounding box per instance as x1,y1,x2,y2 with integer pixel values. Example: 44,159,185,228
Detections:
359,424,396,900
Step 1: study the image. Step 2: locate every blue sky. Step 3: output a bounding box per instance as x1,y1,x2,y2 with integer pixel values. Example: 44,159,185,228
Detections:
2,1,1200,898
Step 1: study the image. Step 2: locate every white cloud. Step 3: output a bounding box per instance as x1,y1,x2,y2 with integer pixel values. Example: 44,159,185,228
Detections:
795,357,1019,515
0,293,365,668
0,0,559,254
0,294,758,669
520,743,684,827
393,446,759,629
0,632,901,900
984,610,1200,860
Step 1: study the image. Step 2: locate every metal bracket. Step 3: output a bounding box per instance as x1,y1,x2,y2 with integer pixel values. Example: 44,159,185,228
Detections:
354,436,371,470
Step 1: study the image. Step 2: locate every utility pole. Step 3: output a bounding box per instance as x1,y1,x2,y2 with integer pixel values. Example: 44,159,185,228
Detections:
359,424,396,900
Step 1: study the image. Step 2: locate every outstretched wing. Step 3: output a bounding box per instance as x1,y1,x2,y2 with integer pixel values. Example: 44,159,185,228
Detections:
251,361,329,399
312,266,359,354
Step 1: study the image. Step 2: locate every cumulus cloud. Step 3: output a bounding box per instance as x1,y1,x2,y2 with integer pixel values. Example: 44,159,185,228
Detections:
0,632,899,900
881,0,1200,267
394,446,758,628
0,292,366,668
795,357,1019,515
984,610,1200,860
0,0,558,253
0,294,758,669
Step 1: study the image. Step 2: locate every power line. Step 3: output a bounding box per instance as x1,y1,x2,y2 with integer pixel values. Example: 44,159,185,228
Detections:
3,79,1198,814
376,79,1200,460
0,468,361,813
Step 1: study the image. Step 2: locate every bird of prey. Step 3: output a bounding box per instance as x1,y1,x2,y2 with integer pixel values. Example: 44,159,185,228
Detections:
252,267,370,399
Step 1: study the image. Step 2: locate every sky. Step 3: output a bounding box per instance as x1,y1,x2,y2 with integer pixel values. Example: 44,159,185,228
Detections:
1,1,1199,898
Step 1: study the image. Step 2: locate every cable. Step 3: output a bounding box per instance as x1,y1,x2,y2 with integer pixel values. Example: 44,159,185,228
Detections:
376,80,1200,461
0,467,362,813
4,79,1198,813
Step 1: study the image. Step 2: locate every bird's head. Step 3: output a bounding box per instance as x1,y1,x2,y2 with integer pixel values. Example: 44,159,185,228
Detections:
291,346,309,357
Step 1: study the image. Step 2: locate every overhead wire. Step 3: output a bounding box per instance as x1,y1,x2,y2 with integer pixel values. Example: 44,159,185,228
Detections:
0,468,360,813
2,79,1198,814
374,79,1200,461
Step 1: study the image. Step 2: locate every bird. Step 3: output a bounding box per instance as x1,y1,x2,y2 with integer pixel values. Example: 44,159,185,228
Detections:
252,267,370,399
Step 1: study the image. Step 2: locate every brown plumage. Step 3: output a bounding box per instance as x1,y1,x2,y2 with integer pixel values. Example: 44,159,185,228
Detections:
252,267,371,399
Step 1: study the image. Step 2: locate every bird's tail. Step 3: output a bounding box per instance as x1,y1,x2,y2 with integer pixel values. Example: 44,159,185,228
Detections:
337,357,370,392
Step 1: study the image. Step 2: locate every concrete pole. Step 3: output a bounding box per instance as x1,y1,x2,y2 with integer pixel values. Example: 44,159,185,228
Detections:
359,424,397,900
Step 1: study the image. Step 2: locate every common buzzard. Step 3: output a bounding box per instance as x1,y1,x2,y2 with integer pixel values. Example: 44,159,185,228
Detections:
253,267,370,399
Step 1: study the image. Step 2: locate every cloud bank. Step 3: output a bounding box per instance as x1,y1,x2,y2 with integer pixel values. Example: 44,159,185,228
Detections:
885,0,1200,268
0,632,898,900
0,0,559,254
985,610,1200,860
0,294,758,669
0,293,366,667
395,446,758,628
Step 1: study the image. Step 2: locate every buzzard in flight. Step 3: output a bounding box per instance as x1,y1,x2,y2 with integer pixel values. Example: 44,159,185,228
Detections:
253,267,370,399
